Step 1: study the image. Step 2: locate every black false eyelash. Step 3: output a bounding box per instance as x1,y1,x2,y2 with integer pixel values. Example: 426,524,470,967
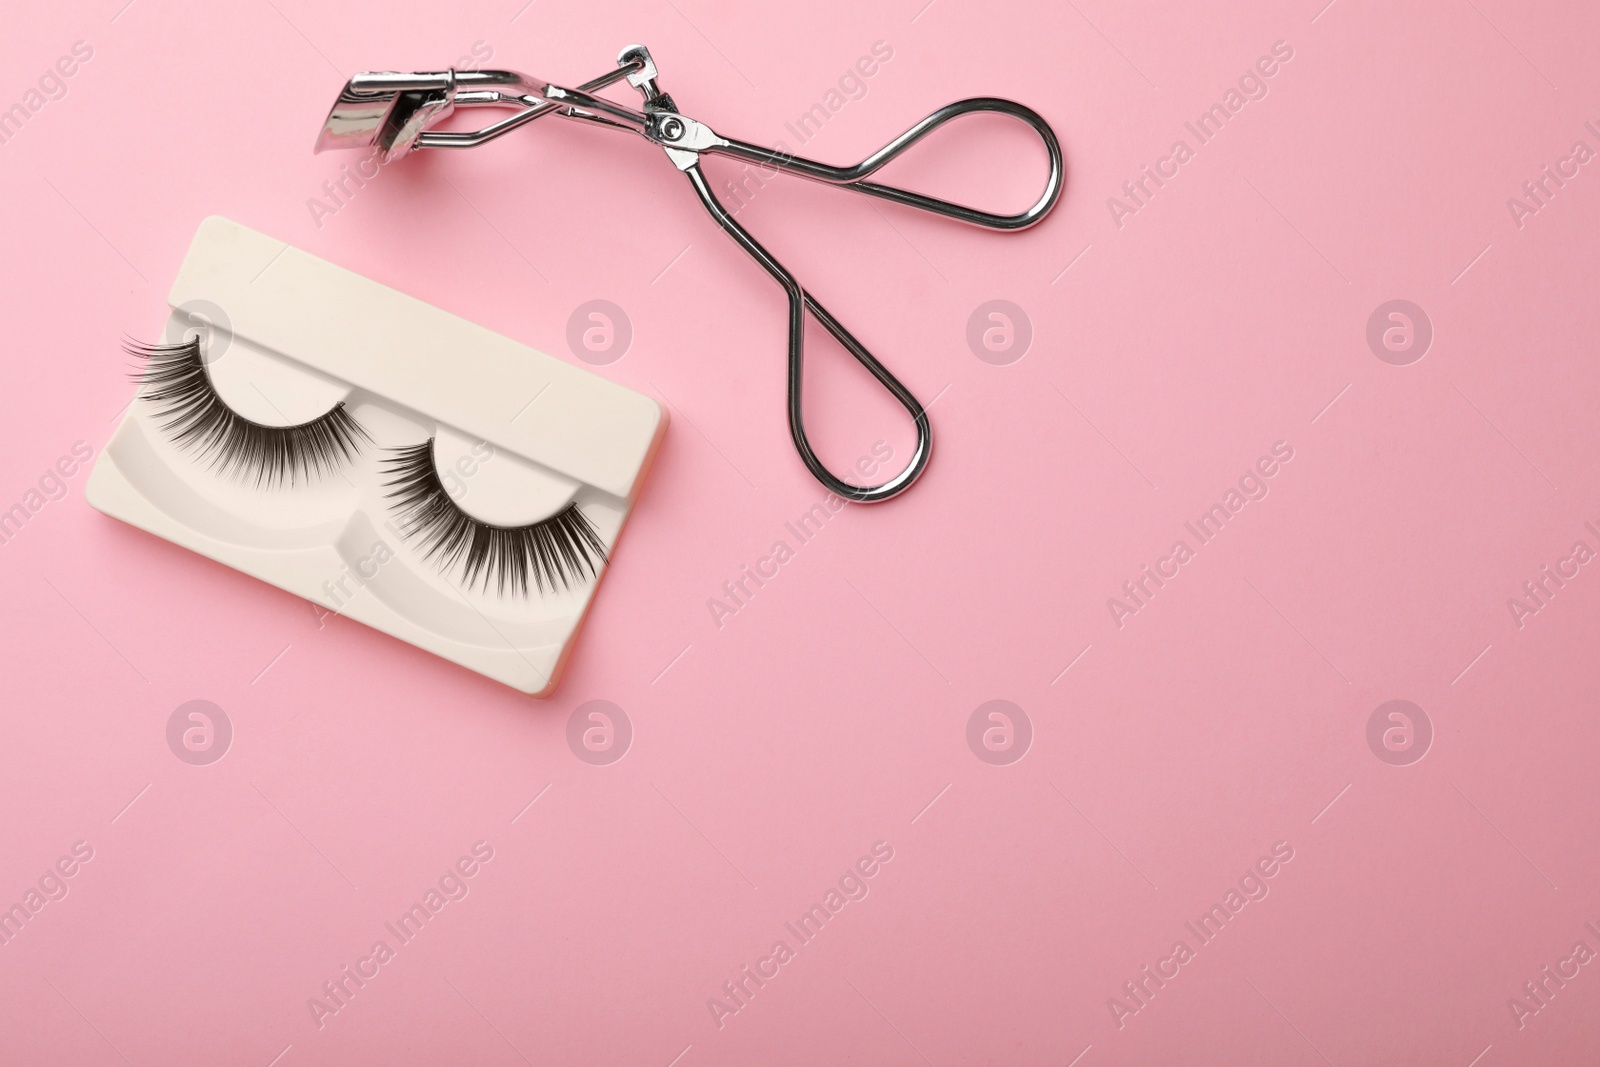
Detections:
381,440,608,597
130,338,371,486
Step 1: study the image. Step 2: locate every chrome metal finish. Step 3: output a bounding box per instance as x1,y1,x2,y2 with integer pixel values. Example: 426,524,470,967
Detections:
315,70,456,160
682,166,931,502
617,45,661,98
314,47,1066,501
712,98,1064,231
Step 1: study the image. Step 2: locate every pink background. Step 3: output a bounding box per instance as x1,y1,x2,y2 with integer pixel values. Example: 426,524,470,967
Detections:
4,0,1600,1063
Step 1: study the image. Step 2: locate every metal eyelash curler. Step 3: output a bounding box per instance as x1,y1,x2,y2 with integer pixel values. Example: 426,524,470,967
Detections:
315,45,1065,502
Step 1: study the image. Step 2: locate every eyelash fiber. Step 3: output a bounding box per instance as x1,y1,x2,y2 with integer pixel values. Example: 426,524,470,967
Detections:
131,337,370,486
381,439,608,596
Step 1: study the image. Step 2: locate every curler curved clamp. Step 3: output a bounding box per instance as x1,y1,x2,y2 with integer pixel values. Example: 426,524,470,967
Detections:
316,45,1066,502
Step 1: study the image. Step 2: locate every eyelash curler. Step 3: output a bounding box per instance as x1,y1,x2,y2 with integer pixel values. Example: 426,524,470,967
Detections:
315,45,1065,502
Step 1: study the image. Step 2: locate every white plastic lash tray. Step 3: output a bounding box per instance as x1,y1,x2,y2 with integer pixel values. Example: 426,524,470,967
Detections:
87,217,667,695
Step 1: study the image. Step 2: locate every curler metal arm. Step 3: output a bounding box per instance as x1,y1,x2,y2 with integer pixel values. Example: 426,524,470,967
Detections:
681,164,932,502
314,45,1066,501
708,98,1063,231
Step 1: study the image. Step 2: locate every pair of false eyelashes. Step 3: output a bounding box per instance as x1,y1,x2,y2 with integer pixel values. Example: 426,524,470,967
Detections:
131,338,606,597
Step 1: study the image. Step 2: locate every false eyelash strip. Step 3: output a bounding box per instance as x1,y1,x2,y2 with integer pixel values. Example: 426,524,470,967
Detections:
381,440,608,597
131,338,371,486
